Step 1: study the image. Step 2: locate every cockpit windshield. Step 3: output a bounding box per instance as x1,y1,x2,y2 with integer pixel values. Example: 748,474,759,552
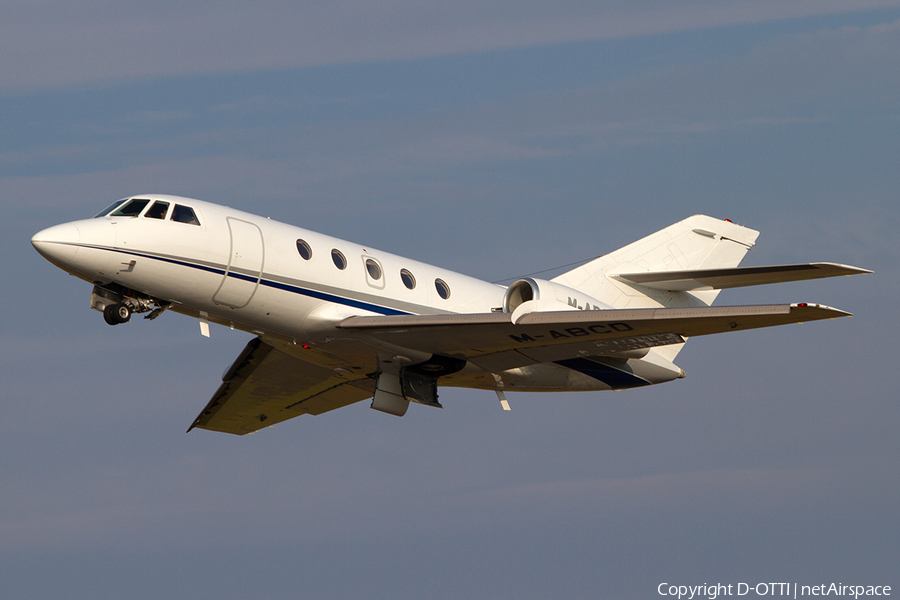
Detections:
110,199,151,217
93,198,201,226
94,199,128,218
145,201,169,219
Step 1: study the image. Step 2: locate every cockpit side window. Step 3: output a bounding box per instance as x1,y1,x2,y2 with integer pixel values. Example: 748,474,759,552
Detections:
111,199,151,217
94,199,127,218
171,204,200,225
145,201,169,220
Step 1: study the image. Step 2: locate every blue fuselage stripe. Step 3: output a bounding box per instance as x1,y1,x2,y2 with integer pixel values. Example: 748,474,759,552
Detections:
260,278,409,315
555,357,650,389
81,244,412,317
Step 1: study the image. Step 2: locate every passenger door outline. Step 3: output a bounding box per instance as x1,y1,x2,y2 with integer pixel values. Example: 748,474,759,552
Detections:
213,218,265,309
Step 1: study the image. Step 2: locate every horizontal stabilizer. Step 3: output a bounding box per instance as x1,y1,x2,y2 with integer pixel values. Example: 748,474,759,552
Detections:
613,262,871,292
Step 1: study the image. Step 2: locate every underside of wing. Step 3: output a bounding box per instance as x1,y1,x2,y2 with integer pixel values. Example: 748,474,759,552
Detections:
338,303,851,367
613,262,871,292
188,338,374,435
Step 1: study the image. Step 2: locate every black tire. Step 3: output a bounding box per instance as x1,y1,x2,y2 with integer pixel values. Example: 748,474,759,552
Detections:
104,302,131,325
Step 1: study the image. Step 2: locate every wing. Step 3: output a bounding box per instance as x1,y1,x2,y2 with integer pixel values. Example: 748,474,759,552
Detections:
613,262,871,292
191,304,850,433
338,303,850,371
188,338,374,435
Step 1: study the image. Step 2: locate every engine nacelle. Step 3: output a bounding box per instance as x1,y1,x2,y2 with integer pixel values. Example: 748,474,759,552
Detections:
502,278,612,324
370,355,467,416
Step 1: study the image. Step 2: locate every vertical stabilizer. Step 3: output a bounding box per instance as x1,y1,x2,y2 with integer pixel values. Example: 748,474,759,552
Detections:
551,215,759,361
554,214,760,307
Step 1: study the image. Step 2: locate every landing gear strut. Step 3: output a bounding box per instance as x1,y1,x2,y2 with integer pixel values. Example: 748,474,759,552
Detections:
93,284,167,326
103,302,131,325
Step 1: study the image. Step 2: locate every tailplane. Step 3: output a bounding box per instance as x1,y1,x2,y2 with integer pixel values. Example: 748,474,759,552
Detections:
551,215,869,362
552,215,759,310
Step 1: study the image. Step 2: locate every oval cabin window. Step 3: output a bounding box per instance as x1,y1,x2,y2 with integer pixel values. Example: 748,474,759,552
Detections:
435,278,451,300
400,269,416,290
296,239,312,260
365,259,382,280
331,249,347,270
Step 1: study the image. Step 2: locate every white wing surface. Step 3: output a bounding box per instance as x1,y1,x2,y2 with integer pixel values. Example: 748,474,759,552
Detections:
338,303,850,360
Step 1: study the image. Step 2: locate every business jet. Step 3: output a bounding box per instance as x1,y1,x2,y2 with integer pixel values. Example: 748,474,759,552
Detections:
31,194,869,435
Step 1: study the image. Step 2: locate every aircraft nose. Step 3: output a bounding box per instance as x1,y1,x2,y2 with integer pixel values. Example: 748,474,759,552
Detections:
32,223,81,266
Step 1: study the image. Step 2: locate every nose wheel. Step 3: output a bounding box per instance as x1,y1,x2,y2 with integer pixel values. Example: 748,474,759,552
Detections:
103,302,132,325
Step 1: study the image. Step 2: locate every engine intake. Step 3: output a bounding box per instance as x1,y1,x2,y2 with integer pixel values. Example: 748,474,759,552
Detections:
502,278,611,323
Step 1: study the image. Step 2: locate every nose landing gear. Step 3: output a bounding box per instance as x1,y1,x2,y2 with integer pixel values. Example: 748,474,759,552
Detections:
92,284,167,326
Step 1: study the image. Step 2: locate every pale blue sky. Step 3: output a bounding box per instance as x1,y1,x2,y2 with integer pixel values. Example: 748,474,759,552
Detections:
3,2,899,599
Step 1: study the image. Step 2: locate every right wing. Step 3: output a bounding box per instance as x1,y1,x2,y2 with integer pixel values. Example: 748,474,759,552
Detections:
187,338,373,435
338,303,851,371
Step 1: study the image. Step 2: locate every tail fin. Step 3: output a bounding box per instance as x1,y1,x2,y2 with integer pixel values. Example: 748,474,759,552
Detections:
552,215,759,310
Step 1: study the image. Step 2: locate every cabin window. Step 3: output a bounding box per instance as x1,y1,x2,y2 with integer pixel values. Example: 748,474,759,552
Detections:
94,199,127,218
400,269,416,290
296,239,312,260
331,249,347,270
171,205,200,225
145,201,169,220
435,278,451,300
111,199,150,217
365,259,382,280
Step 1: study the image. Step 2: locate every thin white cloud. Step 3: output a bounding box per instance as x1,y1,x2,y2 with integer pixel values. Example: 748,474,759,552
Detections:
3,0,899,91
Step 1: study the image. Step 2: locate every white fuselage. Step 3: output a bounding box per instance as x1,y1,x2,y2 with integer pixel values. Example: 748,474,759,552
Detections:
36,195,504,337
32,195,865,430
33,194,687,395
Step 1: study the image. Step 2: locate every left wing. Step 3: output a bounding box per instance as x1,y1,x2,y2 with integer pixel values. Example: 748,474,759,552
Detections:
188,338,373,435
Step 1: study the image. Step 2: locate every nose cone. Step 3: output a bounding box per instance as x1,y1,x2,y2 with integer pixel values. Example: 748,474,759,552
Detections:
32,223,81,268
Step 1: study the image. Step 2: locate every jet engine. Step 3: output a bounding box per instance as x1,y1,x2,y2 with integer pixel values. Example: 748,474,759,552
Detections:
370,355,467,416
502,278,612,323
